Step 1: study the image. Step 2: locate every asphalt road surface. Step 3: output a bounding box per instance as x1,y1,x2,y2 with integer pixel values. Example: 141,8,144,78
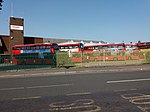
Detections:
0,70,150,112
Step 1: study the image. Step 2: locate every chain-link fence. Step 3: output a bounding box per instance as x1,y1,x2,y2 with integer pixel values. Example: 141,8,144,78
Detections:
143,49,150,63
0,50,150,71
71,49,150,67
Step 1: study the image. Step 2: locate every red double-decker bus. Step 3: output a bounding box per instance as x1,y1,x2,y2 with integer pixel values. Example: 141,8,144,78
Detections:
58,41,84,52
137,41,150,50
84,42,126,52
12,43,59,65
12,43,59,54
125,43,140,51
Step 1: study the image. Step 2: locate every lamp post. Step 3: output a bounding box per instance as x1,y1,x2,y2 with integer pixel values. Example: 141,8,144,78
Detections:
9,36,13,63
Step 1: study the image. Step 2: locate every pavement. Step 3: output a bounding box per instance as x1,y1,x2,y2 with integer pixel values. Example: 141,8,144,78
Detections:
0,63,150,78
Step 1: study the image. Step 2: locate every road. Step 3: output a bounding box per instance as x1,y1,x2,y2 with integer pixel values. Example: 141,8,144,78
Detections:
0,70,150,112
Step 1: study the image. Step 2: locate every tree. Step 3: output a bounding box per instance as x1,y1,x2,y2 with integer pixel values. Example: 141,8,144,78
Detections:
0,0,3,10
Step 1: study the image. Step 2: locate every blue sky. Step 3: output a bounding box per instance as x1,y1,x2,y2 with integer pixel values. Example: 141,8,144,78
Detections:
0,0,150,43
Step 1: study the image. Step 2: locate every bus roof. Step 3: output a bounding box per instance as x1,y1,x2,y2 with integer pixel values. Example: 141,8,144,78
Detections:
137,41,150,46
13,43,57,48
58,42,82,46
84,43,124,47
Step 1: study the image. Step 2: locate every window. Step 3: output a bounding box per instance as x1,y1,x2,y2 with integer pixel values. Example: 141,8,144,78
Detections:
26,46,30,50
69,46,73,49
13,47,21,50
36,46,40,49
31,46,36,50
46,46,51,49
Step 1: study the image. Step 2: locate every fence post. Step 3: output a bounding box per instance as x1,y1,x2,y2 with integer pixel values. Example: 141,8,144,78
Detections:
124,50,126,64
103,50,106,65
81,51,83,67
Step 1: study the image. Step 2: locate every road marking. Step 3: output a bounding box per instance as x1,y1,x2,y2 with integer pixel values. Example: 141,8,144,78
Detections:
12,96,41,101
66,92,91,96
27,83,73,89
129,95,150,105
107,78,150,84
137,106,150,112
114,88,137,92
121,93,150,112
0,87,24,91
121,93,144,100
0,84,72,91
49,99,101,111
49,105,101,111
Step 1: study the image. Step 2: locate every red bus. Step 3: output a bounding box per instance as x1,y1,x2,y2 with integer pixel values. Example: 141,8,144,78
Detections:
84,42,126,52
12,43,59,65
137,41,150,50
125,41,150,50
58,41,84,63
58,41,84,52
125,43,140,51
12,43,59,54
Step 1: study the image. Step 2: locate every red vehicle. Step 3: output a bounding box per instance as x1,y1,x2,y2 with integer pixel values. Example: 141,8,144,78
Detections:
12,43,59,64
58,41,84,52
125,43,140,51
125,41,150,50
137,41,150,50
84,42,126,52
12,43,59,54
58,42,84,63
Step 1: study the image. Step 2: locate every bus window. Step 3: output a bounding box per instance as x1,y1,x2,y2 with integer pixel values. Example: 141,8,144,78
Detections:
13,47,21,50
26,46,30,50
